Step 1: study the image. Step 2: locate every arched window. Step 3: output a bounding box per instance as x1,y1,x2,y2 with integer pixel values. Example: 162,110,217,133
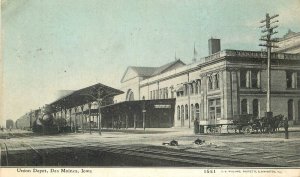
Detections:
177,106,180,120
185,105,188,120
241,99,248,115
190,83,194,94
126,89,134,101
181,105,184,120
198,80,201,94
288,99,294,120
142,96,145,100
191,104,194,121
253,99,259,118
184,84,188,96
195,103,200,120
195,81,198,94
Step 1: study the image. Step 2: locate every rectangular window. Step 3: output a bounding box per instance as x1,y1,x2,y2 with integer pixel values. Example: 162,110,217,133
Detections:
215,98,221,118
216,98,221,106
215,74,220,89
208,99,221,120
209,107,215,119
251,70,258,88
241,69,260,88
240,70,247,88
286,71,293,89
185,85,188,96
216,107,221,118
150,91,152,99
208,77,213,90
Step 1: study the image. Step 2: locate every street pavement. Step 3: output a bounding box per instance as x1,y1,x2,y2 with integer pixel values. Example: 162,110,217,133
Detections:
1,126,300,166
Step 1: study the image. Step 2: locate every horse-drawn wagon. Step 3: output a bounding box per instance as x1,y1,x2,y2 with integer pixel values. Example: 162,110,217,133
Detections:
205,114,285,134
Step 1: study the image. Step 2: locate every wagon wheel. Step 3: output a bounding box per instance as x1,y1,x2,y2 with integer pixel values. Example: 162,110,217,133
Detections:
206,127,212,134
215,126,221,133
227,125,236,134
251,124,259,133
242,125,252,134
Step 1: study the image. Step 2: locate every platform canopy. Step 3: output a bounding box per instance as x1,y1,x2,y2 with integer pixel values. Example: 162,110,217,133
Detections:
49,83,124,111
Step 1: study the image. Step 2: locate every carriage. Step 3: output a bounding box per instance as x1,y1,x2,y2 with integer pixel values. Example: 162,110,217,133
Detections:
205,114,285,134
226,114,285,134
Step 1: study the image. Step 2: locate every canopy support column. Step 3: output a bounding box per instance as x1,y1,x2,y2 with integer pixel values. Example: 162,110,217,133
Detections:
88,103,92,134
134,113,136,129
74,107,78,133
97,98,102,135
64,108,67,126
69,109,72,132
125,114,128,129
81,105,85,133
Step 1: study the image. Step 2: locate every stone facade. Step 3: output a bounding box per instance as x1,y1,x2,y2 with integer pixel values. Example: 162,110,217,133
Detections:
116,50,300,131
273,29,300,54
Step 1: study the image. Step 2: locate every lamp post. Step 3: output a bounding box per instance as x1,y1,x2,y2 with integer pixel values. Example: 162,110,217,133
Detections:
142,101,146,131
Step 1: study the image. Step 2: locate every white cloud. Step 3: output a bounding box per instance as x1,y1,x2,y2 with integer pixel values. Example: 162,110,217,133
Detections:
277,1,300,26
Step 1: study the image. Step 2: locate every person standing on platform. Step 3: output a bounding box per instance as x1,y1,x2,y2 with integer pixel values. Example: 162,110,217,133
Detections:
284,118,289,139
194,119,199,134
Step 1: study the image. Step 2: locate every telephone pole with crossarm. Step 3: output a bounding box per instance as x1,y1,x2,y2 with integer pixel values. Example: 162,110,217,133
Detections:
259,13,279,120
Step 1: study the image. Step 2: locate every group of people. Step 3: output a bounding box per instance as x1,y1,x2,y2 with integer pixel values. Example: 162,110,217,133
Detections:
112,120,124,129
0,127,12,132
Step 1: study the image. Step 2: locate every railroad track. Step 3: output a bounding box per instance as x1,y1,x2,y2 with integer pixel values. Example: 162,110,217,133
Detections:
30,138,278,167
0,136,43,166
81,141,276,167
0,136,282,167
0,142,9,166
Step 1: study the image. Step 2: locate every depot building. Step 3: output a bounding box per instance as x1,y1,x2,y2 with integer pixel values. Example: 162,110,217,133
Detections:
114,38,300,131
16,32,300,133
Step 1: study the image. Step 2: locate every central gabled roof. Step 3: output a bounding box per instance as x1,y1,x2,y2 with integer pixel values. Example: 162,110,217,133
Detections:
121,59,185,83
130,66,157,77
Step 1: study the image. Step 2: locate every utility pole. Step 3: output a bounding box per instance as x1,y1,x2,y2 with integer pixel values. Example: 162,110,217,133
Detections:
259,13,279,120
29,110,33,130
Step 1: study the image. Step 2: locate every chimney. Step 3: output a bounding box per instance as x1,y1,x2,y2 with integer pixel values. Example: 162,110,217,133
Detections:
208,38,221,55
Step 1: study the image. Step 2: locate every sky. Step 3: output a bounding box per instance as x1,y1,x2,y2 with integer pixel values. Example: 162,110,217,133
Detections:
1,0,300,124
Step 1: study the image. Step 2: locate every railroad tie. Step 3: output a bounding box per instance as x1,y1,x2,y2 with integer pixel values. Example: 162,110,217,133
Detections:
262,155,278,159
286,159,300,163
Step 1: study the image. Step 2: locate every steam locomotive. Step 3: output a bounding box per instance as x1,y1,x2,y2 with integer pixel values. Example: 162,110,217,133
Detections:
15,105,69,134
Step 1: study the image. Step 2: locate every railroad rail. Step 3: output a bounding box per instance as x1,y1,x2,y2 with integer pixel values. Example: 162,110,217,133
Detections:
0,131,43,166
83,142,276,167
0,142,9,166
